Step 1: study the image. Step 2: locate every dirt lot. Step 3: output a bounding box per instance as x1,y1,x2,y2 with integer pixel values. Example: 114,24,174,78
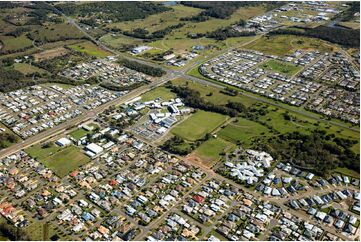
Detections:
33,47,68,62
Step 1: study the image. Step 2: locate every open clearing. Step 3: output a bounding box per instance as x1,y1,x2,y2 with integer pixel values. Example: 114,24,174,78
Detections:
68,41,111,58
0,34,32,52
141,86,176,102
260,59,301,76
30,23,85,43
244,34,335,56
33,47,69,62
171,110,228,141
13,63,48,75
192,137,235,166
218,117,271,146
69,123,98,140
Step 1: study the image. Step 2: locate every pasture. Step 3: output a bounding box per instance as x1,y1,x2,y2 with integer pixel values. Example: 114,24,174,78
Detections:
68,41,112,58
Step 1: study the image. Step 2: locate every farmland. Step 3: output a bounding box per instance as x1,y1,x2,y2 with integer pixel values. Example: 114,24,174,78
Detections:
0,34,32,52
13,63,48,75
29,23,85,43
171,110,228,141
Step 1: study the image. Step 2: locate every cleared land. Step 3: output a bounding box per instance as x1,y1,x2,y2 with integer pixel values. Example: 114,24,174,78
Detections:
68,41,112,58
218,117,271,146
13,63,48,75
141,86,176,102
30,23,85,42
0,34,32,52
171,110,228,141
260,59,301,76
337,21,360,30
244,34,335,56
192,137,234,165
33,47,69,62
69,123,98,140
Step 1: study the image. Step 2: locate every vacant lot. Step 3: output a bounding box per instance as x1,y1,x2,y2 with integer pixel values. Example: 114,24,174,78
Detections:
13,63,48,75
68,41,111,57
0,34,32,52
30,23,85,43
260,59,301,76
171,110,228,141
42,146,90,178
141,86,176,102
26,143,62,160
192,137,234,165
69,123,98,140
33,47,69,62
244,34,334,56
218,117,271,146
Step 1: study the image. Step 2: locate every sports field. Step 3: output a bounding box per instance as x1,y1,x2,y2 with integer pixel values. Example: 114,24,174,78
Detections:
42,146,89,178
26,143,90,178
171,110,228,141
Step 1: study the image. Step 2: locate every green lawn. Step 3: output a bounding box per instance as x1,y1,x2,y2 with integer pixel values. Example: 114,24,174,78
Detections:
141,86,176,102
69,124,98,140
260,59,301,76
42,145,90,178
218,117,272,146
193,138,234,164
171,110,228,141
26,143,62,160
68,41,111,58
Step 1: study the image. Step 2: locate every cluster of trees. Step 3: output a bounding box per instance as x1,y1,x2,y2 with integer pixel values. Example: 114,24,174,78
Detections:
161,136,192,155
269,26,360,47
170,85,246,117
123,23,185,40
0,132,18,149
100,81,146,92
118,59,166,77
205,26,256,40
180,2,262,19
180,15,210,22
259,130,359,176
57,2,170,23
6,27,30,37
0,223,29,241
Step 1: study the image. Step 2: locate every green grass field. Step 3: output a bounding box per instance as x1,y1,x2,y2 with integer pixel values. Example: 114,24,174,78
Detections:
0,34,32,52
218,117,271,146
260,59,301,76
13,63,48,75
244,34,335,56
68,41,111,58
26,143,61,160
42,145,90,178
193,137,235,164
334,167,360,179
26,143,90,177
171,110,228,141
69,124,98,140
30,23,85,42
141,86,176,102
